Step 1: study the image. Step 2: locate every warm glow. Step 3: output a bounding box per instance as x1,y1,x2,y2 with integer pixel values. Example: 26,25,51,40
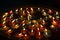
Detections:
3,26,7,28
56,11,58,15
38,32,41,35
49,15,52,18
14,24,19,29
10,10,13,13
45,28,48,32
31,8,33,11
5,13,8,16
43,12,47,16
20,8,22,10
50,25,55,29
52,20,57,25
16,9,18,12
40,25,43,27
38,8,40,10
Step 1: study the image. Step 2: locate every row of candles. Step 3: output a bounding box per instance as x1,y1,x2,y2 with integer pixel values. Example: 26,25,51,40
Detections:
0,7,60,40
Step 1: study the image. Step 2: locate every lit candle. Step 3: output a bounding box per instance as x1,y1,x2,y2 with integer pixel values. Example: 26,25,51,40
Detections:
31,25,35,29
56,16,59,19
42,9,45,12
2,15,6,18
38,8,40,10
49,15,52,19
35,32,43,39
3,17,6,21
52,20,57,26
16,9,18,12
50,25,55,29
56,11,59,15
3,26,9,30
30,29,35,36
5,12,8,16
43,12,47,16
27,11,30,14
48,9,53,14
22,10,26,16
23,34,29,40
7,29,12,34
27,14,32,20
21,28,27,34
32,20,37,24
20,8,22,11
9,10,13,14
40,25,45,32
30,7,34,14
15,33,23,38
14,24,19,29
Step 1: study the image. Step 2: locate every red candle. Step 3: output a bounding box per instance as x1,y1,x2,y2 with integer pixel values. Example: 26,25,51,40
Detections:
48,9,53,14
8,10,13,14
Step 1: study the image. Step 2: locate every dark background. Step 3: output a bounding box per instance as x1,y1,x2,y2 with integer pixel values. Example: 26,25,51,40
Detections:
0,0,60,11
0,0,60,40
